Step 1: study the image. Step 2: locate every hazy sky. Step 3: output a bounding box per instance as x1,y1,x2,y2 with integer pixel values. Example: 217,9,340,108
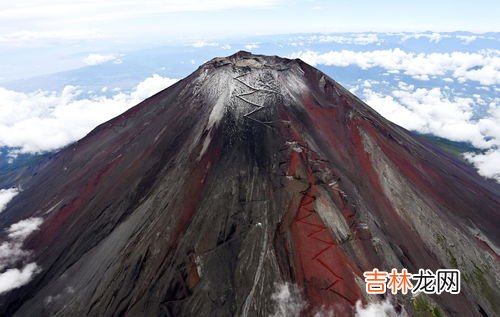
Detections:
1,0,499,47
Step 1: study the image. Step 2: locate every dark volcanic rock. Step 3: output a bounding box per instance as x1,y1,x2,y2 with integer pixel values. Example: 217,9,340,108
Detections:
0,51,498,317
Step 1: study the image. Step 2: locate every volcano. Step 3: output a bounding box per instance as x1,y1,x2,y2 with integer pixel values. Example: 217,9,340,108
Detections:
0,51,498,317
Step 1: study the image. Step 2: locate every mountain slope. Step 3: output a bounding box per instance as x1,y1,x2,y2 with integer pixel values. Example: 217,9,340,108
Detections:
0,51,498,317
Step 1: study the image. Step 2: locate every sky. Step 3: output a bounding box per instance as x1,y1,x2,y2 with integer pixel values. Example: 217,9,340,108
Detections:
1,0,499,81
0,0,497,82
1,0,499,46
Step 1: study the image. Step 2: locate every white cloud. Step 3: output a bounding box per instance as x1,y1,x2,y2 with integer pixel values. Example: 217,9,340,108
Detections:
401,32,447,43
270,283,306,317
7,217,43,240
0,216,43,271
268,283,405,316
464,150,500,181
0,188,19,213
83,53,121,66
362,84,500,182
0,216,44,294
0,74,178,153
457,35,478,45
244,43,260,50
191,40,219,48
189,41,232,49
312,33,381,45
0,263,40,294
0,241,29,271
290,49,500,85
354,299,402,317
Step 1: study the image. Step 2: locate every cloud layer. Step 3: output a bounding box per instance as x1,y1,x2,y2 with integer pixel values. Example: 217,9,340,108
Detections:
291,49,500,85
358,81,500,181
0,74,178,153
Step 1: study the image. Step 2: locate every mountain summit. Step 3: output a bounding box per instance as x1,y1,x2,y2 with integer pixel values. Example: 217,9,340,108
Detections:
0,51,498,316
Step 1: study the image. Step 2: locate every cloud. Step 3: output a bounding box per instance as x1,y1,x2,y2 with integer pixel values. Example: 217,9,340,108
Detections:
0,263,40,294
401,32,447,43
457,35,478,45
0,188,19,213
0,241,29,271
245,43,260,50
354,299,402,317
0,216,44,294
191,41,219,48
7,217,43,240
83,53,121,66
189,41,232,50
361,83,500,182
364,85,481,146
270,283,306,317
312,33,381,45
268,283,403,316
290,49,500,85
0,74,178,153
1,217,43,270
464,150,500,181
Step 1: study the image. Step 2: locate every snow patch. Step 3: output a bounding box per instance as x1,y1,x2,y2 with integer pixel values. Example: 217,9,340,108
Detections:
286,141,304,153
198,132,212,160
207,94,227,130
44,200,63,215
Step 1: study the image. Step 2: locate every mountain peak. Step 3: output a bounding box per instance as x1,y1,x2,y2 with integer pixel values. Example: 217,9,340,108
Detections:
189,51,357,134
207,50,299,70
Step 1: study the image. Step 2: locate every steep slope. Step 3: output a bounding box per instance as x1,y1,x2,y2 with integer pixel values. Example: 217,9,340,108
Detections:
0,51,498,317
